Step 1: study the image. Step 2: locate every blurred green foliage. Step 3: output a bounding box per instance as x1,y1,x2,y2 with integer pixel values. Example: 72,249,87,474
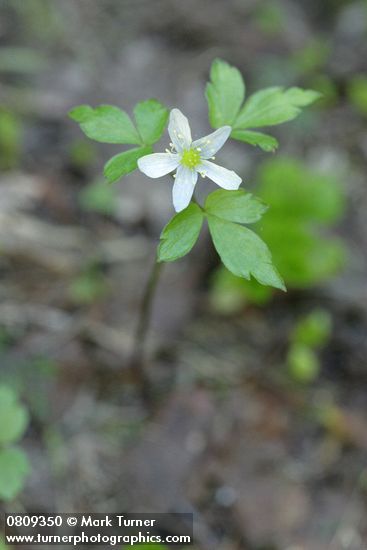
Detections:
0,47,46,74
211,157,345,312
79,180,117,216
291,38,331,75
0,386,29,446
27,358,58,422
348,75,367,116
287,309,332,383
0,109,22,170
287,344,320,383
69,265,108,305
0,326,15,352
0,385,30,501
309,75,339,107
70,140,97,169
210,270,272,313
0,340,58,423
253,1,285,35
0,41,46,171
253,22,339,108
292,309,332,348
10,0,63,42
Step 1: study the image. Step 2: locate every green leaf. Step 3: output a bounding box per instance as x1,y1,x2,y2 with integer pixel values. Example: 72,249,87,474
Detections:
234,86,321,129
206,59,245,127
134,100,169,145
207,215,285,290
68,105,94,123
104,146,152,183
0,447,30,501
285,87,322,107
69,105,141,144
205,189,267,224
158,203,204,262
230,129,279,151
0,386,29,445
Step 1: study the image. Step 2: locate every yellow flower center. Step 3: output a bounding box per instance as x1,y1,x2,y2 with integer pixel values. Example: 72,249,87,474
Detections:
181,148,201,169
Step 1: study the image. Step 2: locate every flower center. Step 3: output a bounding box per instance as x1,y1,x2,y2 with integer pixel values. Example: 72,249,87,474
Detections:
180,148,201,169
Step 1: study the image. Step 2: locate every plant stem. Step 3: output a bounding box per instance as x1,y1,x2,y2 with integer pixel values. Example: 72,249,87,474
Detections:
130,258,163,404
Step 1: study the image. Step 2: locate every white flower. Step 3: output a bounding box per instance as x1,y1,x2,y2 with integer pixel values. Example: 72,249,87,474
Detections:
137,108,242,212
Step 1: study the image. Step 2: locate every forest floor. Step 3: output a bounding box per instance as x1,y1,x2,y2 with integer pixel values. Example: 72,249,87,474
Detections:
1,1,367,549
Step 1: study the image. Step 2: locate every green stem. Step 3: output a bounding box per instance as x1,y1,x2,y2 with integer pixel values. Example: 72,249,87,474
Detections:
130,258,163,404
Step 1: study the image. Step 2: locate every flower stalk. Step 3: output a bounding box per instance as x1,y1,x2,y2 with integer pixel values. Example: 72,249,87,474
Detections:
130,258,164,405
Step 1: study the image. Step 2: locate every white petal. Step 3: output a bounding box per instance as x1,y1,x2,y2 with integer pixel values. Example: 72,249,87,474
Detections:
138,153,179,178
192,126,231,159
168,109,192,152
199,160,242,190
172,166,198,212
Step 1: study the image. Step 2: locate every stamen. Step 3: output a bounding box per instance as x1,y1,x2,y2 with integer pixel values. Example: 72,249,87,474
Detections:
180,147,202,169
